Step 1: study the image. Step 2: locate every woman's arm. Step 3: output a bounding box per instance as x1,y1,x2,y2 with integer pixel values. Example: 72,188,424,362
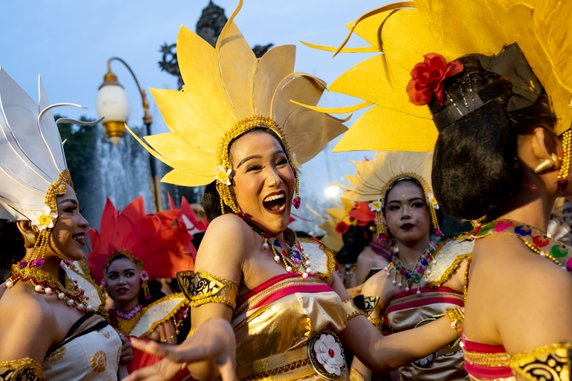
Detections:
124,318,236,381
124,215,248,380
341,314,457,372
332,271,458,373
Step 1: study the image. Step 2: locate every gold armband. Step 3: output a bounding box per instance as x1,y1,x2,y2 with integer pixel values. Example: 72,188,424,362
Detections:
443,307,464,336
177,270,239,310
0,357,45,380
362,296,380,316
342,296,367,322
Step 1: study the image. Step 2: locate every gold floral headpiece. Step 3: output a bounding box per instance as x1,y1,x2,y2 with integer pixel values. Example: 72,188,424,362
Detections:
341,151,441,236
128,0,346,214
304,0,572,151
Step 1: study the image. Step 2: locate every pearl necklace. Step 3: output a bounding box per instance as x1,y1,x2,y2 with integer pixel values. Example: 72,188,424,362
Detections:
384,241,439,293
3,260,94,312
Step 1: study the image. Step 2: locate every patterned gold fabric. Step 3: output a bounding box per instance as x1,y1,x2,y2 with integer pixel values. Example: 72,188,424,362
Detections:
43,313,122,380
0,357,45,380
465,342,571,381
233,275,349,380
177,269,239,310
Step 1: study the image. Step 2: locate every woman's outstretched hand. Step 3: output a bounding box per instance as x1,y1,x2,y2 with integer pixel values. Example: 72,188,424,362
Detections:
122,318,237,381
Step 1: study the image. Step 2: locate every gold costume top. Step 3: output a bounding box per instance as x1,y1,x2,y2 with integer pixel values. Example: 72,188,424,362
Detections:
180,239,352,381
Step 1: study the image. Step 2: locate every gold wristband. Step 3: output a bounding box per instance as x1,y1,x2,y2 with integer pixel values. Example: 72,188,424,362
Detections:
443,307,464,336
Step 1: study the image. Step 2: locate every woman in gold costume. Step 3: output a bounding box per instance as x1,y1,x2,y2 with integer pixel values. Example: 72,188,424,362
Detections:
307,1,572,379
345,152,470,381
0,69,124,380
121,2,465,380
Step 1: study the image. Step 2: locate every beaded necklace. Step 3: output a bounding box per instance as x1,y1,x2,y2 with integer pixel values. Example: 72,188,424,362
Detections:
115,303,145,334
250,224,313,278
384,241,439,293
3,260,94,312
470,219,571,269
116,303,144,320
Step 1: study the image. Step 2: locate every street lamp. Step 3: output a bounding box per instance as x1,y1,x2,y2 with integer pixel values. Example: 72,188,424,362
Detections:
96,57,162,212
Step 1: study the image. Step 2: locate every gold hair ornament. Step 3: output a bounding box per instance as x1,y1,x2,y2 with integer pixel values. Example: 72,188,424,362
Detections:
125,0,345,216
303,0,572,151
342,151,442,236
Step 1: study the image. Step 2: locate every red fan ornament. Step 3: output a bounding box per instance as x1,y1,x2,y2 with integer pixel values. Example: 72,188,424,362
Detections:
406,53,464,106
87,196,196,285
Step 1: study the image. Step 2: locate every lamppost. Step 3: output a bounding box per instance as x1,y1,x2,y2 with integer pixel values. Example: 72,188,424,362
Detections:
96,57,163,212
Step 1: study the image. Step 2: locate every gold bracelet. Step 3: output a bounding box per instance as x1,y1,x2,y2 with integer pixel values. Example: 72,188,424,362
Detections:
443,307,464,336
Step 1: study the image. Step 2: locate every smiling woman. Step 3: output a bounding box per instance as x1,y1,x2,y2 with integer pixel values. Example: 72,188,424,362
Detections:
0,68,123,380
122,2,467,381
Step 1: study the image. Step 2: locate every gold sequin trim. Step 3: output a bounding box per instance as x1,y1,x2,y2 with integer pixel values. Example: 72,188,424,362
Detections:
464,350,512,367
90,350,107,373
427,254,473,287
0,357,45,380
177,270,238,310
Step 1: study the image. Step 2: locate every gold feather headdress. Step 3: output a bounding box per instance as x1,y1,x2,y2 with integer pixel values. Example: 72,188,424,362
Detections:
341,151,441,235
128,0,346,213
303,0,572,152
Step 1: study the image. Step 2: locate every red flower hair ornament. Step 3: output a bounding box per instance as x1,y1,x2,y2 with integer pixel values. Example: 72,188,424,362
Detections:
406,53,464,106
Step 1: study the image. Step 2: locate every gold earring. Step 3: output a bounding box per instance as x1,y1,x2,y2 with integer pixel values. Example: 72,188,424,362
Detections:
24,231,37,248
534,159,554,173
534,154,561,174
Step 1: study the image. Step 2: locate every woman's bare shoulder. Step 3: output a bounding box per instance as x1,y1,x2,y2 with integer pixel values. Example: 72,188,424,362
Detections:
195,214,256,281
0,286,55,360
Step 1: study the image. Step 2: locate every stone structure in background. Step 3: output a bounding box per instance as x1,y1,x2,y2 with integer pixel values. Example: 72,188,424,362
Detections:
158,1,273,88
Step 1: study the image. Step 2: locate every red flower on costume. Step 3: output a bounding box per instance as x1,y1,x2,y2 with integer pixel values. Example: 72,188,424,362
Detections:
406,53,464,106
335,221,349,235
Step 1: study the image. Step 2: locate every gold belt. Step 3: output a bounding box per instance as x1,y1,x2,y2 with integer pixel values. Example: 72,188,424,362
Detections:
237,345,314,381
237,330,348,380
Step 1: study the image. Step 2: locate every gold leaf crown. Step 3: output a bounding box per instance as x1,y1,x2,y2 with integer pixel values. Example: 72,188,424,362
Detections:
304,0,572,151
342,151,440,233
129,0,346,199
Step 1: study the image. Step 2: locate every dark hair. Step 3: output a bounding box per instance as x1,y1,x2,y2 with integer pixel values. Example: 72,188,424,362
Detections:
201,127,292,221
0,220,25,281
336,224,374,264
431,55,556,220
